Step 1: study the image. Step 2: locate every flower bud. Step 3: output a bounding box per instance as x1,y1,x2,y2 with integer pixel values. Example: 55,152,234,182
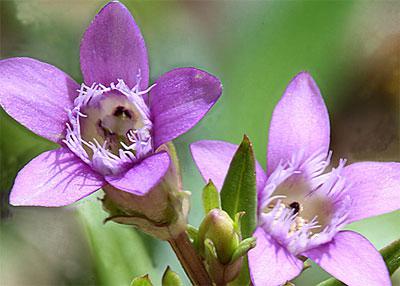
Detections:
197,209,254,285
198,209,240,264
102,143,189,240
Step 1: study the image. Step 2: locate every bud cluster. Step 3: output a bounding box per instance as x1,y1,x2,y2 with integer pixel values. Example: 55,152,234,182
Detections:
197,209,256,285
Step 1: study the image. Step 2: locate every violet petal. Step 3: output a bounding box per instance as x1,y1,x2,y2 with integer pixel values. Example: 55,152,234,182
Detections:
267,72,330,175
80,1,149,89
0,57,78,143
190,140,266,192
248,227,303,286
304,230,390,286
342,162,400,224
10,148,104,207
105,151,170,196
151,68,222,148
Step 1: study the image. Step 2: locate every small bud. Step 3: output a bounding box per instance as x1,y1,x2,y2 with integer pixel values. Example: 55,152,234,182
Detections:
198,209,240,264
102,143,189,240
198,209,251,285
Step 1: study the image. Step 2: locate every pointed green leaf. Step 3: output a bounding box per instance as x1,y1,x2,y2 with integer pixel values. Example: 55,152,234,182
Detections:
317,239,400,286
130,275,153,286
162,266,184,286
220,135,257,239
202,180,221,214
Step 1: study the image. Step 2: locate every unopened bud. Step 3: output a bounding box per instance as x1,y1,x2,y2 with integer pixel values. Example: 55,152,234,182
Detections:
197,208,255,285
198,209,240,264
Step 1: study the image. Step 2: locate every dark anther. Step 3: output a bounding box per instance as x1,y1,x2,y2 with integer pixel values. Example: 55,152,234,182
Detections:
113,106,132,119
289,202,300,214
113,106,125,117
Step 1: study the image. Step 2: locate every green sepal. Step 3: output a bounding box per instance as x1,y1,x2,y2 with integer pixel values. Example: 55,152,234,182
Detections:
204,238,219,263
202,179,221,214
130,274,153,286
230,237,257,263
316,238,400,286
162,266,184,286
220,135,257,239
233,211,245,234
187,224,199,249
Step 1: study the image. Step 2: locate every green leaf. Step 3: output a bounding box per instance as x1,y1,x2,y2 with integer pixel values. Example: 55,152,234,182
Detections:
220,135,257,239
202,180,221,214
130,275,153,286
317,239,400,286
162,266,184,286
77,199,157,286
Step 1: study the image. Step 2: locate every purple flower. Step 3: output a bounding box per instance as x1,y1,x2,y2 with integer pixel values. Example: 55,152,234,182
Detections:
0,1,221,207
191,72,399,286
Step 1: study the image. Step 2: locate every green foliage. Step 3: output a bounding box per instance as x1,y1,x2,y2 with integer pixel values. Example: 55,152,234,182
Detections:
162,266,184,286
130,275,153,286
219,135,257,286
1,1,398,286
317,239,400,286
220,135,257,239
78,200,157,286
202,180,220,214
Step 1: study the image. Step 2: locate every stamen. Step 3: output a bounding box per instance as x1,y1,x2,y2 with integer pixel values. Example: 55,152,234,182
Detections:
289,202,301,214
64,77,154,176
259,150,352,254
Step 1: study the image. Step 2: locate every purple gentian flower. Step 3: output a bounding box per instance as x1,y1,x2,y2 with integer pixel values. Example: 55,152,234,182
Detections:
191,72,399,286
0,1,221,207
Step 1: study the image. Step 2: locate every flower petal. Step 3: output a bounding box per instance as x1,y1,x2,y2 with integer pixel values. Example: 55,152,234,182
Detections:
151,68,222,148
10,148,104,207
105,152,170,196
304,230,390,286
190,140,266,191
0,57,78,143
80,1,149,89
249,227,303,286
342,162,400,224
267,72,330,175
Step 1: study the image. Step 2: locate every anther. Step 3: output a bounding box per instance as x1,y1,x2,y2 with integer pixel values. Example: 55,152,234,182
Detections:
289,202,300,214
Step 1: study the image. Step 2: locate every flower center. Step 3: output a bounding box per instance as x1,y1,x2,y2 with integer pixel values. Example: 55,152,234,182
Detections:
259,151,351,254
64,79,154,175
263,174,333,236
79,93,148,157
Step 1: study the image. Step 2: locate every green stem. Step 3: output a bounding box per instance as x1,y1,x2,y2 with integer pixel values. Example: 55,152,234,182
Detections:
168,231,212,285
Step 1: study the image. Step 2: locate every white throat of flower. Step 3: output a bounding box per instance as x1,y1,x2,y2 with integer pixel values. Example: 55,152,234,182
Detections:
64,77,155,176
259,150,352,255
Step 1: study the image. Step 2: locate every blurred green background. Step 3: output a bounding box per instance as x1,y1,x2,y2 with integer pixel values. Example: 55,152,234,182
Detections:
1,0,399,285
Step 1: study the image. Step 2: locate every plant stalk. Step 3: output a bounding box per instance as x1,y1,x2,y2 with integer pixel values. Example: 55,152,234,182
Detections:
168,231,212,285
